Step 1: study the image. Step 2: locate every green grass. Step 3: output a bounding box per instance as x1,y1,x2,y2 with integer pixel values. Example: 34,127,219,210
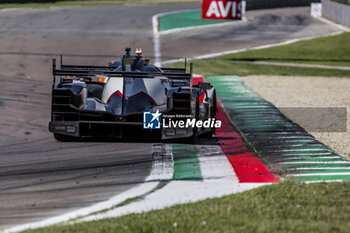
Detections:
171,59,350,77
0,0,200,10
170,32,350,77
23,182,350,233
69,196,144,222
219,32,350,67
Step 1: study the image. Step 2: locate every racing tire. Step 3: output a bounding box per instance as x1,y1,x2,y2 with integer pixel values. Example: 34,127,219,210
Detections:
54,133,77,142
200,90,217,138
186,93,200,143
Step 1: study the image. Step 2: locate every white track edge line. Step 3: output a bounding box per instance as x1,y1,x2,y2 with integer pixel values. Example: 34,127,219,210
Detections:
3,182,160,233
316,16,350,32
154,8,248,35
152,14,161,67
79,144,264,223
305,179,347,183
160,18,247,35
2,144,169,233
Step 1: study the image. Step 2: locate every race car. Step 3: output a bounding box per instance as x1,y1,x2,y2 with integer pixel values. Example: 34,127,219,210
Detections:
49,48,217,141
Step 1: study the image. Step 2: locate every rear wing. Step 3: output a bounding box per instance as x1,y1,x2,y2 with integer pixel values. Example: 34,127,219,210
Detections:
57,55,188,73
60,64,114,71
60,64,186,73
52,59,192,85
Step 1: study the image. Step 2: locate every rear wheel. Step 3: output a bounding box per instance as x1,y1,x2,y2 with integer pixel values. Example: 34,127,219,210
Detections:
186,93,199,143
201,90,217,138
54,133,77,142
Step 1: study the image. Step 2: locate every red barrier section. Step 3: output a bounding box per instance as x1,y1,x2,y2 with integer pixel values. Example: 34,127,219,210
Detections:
193,76,279,183
202,0,243,20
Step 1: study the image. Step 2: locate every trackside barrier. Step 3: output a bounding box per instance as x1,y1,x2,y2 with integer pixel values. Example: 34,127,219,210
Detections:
245,0,320,10
322,0,350,27
311,3,322,17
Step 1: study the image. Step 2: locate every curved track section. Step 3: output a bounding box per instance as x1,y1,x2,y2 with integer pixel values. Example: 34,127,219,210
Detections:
0,3,343,231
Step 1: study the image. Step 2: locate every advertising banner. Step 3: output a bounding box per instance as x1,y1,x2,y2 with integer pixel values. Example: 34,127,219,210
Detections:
202,0,243,20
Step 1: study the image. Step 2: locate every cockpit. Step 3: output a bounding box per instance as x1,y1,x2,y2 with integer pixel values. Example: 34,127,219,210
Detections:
107,47,162,73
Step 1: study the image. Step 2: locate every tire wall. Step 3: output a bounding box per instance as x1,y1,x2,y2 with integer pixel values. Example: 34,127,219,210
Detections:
246,0,321,10
322,0,350,27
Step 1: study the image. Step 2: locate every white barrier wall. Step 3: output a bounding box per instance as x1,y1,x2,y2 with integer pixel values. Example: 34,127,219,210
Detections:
246,0,320,10
311,3,322,17
322,0,350,27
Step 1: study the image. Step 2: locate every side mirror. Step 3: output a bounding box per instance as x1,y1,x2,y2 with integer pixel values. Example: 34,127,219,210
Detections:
198,82,211,90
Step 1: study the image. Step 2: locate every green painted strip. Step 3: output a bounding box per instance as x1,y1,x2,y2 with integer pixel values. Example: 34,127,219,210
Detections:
275,155,339,160
159,10,232,32
172,144,202,180
294,175,350,182
284,158,345,162
281,163,350,168
292,169,350,174
269,151,335,156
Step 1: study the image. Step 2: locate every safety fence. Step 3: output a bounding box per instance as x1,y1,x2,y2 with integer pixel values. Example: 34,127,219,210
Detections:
246,0,320,10
331,0,350,5
322,0,350,27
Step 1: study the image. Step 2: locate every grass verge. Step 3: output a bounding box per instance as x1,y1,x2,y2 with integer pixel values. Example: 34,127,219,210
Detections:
22,182,350,233
171,59,350,77
219,32,350,67
0,0,200,10
170,32,350,77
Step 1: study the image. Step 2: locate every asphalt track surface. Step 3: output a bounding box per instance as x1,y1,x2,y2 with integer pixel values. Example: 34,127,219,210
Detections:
0,3,341,230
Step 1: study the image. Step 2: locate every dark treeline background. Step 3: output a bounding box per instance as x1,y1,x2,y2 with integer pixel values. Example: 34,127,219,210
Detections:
1,0,58,2
0,0,65,3
332,0,350,5
0,0,347,7
0,0,113,3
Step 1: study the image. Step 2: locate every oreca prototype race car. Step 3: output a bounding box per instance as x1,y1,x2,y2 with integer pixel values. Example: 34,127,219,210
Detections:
49,48,218,141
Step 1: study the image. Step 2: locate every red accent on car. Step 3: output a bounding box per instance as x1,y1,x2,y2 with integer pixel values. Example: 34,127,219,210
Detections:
199,91,205,103
107,90,123,103
193,76,206,103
